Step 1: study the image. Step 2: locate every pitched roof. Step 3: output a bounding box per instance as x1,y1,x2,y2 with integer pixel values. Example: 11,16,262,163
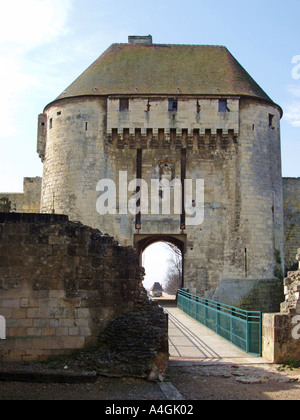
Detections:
150,282,163,292
53,42,275,105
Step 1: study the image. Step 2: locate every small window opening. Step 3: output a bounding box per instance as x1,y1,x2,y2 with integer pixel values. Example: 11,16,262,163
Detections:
49,118,53,129
218,100,229,113
146,99,151,112
158,129,164,141
112,128,118,143
170,128,176,142
57,111,61,116
147,128,153,139
269,114,274,128
196,100,201,114
168,99,178,112
119,98,129,112
123,128,129,143
85,122,88,131
41,122,45,127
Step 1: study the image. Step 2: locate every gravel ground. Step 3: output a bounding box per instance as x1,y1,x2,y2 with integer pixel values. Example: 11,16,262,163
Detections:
0,360,299,400
0,375,166,401
169,363,300,401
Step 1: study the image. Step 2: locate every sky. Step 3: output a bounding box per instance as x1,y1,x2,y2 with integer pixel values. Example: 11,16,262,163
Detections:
0,0,299,194
0,0,299,286
142,242,174,291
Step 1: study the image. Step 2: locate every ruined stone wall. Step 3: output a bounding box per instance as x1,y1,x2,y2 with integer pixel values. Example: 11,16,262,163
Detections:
283,178,300,266
262,249,300,363
0,178,42,213
0,213,168,377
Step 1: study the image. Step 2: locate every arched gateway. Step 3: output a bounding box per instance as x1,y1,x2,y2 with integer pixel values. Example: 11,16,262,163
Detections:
135,234,185,289
37,36,285,311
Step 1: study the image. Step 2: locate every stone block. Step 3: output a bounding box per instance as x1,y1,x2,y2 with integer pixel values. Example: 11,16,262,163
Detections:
27,328,42,337
59,298,81,308
41,328,56,337
34,319,50,328
15,337,33,350
27,308,40,319
68,327,79,336
1,299,20,308
20,298,35,308
56,327,68,336
59,336,85,349
49,290,66,298
75,308,90,318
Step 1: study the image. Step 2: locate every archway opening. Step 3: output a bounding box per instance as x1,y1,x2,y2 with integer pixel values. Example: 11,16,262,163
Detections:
140,239,183,300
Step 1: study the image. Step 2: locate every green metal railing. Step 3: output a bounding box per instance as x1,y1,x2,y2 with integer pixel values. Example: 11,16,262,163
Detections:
177,289,262,356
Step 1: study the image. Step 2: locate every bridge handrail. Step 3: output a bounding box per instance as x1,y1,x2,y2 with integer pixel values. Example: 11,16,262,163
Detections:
177,289,261,321
177,289,262,356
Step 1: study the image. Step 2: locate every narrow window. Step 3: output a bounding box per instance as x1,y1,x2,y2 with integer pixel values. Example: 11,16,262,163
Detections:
119,98,129,112
158,129,164,142
85,122,88,131
269,114,274,128
123,128,129,143
168,99,178,112
170,128,176,142
218,100,228,113
57,111,61,116
49,118,53,129
146,99,151,112
112,128,118,143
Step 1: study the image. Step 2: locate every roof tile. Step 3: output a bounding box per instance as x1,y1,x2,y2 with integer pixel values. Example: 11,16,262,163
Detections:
55,43,273,103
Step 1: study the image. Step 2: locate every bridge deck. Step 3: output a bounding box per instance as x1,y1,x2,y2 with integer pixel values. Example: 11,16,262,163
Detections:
163,306,269,365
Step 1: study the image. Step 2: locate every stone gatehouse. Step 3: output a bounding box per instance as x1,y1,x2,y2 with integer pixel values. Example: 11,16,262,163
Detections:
0,35,299,313
36,36,284,312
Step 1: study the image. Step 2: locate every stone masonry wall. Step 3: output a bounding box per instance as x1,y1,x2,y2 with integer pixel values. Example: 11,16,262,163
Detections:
39,94,285,312
283,178,300,266
0,213,168,377
262,248,300,363
0,178,42,213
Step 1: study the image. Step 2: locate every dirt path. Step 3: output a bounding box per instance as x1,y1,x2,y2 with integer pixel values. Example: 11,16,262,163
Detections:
0,361,299,400
169,362,300,400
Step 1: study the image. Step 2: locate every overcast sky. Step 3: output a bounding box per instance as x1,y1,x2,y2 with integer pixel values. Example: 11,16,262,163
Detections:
142,242,174,291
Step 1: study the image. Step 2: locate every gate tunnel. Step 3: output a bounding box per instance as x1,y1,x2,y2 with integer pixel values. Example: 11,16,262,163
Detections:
134,234,186,290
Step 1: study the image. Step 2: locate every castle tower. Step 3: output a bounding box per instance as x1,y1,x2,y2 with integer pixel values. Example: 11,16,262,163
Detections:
38,36,284,311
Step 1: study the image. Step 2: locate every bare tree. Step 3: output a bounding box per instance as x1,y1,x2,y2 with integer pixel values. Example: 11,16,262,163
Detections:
163,242,182,295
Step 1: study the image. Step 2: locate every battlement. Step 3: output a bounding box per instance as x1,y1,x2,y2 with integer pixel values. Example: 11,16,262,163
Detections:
107,127,235,150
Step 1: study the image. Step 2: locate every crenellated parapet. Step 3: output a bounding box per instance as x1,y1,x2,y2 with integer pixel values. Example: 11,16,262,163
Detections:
107,127,236,150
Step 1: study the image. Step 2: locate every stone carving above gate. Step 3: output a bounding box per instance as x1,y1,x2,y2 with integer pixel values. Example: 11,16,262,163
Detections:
159,158,175,183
